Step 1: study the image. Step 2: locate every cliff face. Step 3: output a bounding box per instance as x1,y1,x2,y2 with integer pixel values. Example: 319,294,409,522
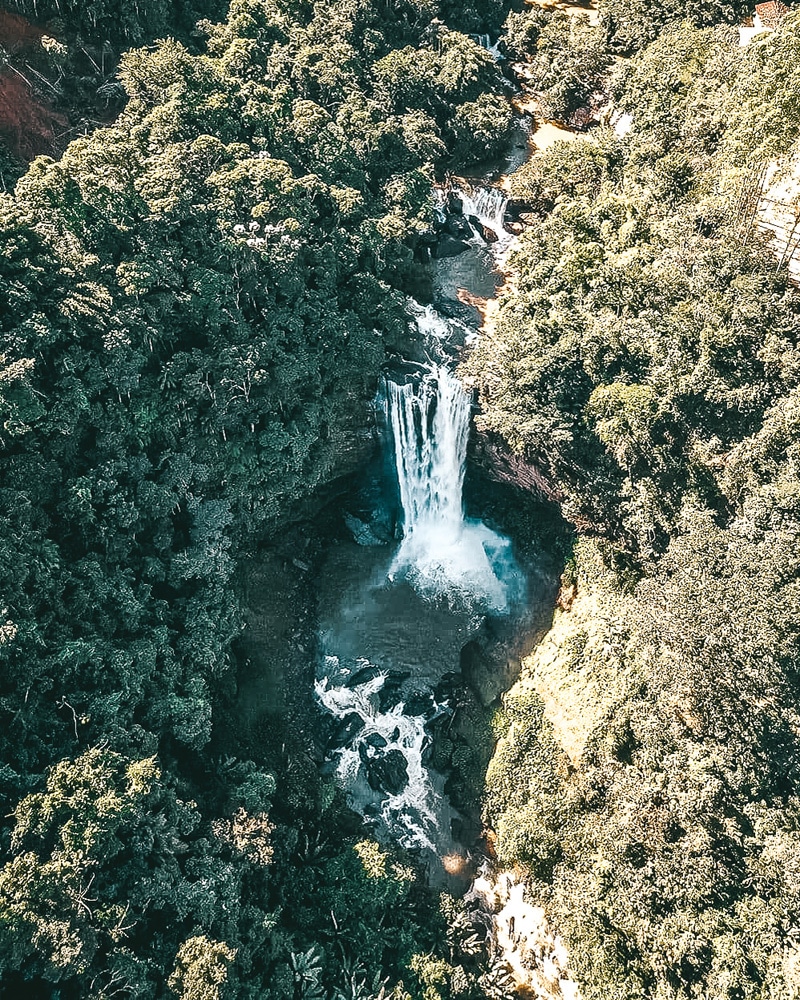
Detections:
470,428,565,503
0,12,64,170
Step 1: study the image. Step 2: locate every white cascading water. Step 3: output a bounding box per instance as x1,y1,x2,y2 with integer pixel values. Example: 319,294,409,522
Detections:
385,367,512,612
459,186,510,245
315,306,521,859
315,666,450,853
384,307,519,613
470,33,503,61
406,297,473,345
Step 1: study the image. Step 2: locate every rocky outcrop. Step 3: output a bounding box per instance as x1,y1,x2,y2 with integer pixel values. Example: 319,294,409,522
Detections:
468,428,612,537
461,637,522,708
470,429,565,504
363,746,409,795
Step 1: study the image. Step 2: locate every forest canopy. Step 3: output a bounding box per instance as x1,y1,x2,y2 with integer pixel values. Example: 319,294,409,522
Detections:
2,0,800,998
0,0,515,996
466,11,800,999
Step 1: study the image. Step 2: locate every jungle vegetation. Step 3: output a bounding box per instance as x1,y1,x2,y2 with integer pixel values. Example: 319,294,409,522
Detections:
468,10,800,999
2,0,800,998
0,0,515,997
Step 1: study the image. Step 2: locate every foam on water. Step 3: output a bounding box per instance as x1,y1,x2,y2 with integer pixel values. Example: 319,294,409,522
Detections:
315,668,449,852
383,306,522,613
458,186,511,245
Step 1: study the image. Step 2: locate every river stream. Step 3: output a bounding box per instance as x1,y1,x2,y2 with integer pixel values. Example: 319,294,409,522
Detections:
312,104,540,874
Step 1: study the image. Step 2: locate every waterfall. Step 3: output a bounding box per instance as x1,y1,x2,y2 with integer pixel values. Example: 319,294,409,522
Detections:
470,33,503,61
383,311,520,613
314,306,522,860
385,366,469,543
457,186,510,245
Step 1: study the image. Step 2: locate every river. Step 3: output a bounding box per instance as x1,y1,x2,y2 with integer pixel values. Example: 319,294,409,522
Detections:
310,51,570,881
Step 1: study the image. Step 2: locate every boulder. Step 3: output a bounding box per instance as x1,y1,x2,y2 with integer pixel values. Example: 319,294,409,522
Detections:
378,671,410,712
366,748,409,795
403,689,435,718
344,513,386,547
447,192,464,215
346,664,383,688
331,711,365,746
444,215,474,241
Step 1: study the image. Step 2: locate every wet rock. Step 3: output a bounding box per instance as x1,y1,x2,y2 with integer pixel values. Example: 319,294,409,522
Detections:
444,215,474,241
447,192,464,215
433,235,470,258
503,198,528,224
319,760,339,778
344,513,386,547
346,664,383,688
366,748,409,795
466,214,499,244
435,672,462,704
424,705,453,737
417,228,439,246
433,295,481,327
403,690,435,718
378,672,410,712
365,732,388,749
332,711,365,746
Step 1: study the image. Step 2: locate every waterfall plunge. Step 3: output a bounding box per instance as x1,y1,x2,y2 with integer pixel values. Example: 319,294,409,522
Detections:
384,346,519,613
459,186,510,245
313,306,523,860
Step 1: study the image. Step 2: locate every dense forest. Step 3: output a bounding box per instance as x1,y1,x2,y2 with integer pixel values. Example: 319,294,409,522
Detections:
467,9,800,999
1,0,800,998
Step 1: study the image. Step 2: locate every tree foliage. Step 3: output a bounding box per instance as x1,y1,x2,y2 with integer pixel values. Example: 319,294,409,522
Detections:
0,0,514,995
476,13,800,1000
468,19,800,557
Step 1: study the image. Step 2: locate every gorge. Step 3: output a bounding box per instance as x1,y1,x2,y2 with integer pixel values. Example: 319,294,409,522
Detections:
2,1,800,998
